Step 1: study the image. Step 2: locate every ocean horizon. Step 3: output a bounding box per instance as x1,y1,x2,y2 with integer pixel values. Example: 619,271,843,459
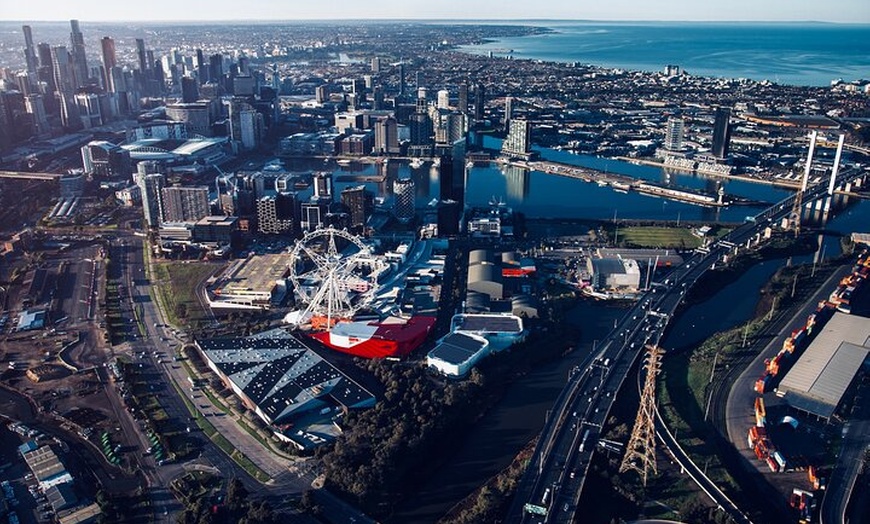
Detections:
459,21,870,87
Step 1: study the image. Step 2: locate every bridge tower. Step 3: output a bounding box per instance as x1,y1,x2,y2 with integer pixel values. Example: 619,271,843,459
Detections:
790,130,818,236
619,344,665,486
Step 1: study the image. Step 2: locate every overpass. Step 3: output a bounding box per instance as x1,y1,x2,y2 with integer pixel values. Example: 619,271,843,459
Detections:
506,165,867,523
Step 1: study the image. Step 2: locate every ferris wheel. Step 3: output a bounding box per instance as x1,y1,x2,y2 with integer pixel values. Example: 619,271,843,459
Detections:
287,226,383,327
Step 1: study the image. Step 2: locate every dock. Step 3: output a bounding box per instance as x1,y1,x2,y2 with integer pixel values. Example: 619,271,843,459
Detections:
502,158,757,207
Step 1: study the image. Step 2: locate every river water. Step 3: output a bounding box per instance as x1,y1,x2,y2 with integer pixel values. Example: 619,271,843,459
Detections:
380,149,868,521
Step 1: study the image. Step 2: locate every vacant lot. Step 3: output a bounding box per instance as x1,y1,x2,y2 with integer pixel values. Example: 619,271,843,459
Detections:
151,262,220,327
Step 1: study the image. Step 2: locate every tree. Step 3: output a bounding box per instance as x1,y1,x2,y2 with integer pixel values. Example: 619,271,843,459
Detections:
225,478,248,513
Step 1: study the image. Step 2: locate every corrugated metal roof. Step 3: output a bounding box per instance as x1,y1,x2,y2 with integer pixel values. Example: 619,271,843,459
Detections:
779,313,870,419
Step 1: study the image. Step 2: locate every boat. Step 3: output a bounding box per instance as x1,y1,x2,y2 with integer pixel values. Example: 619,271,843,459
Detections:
409,158,425,169
308,316,436,358
336,159,352,167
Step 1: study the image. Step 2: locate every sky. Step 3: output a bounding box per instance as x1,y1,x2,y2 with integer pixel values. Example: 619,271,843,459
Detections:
2,0,869,23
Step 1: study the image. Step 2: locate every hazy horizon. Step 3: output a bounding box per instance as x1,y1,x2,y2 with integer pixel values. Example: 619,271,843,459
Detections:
2,0,868,24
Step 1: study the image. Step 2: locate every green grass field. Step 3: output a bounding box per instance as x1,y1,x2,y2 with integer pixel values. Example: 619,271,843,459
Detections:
617,226,703,249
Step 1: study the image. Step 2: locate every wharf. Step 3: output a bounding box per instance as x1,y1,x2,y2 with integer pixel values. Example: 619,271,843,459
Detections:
616,156,803,190
503,158,761,207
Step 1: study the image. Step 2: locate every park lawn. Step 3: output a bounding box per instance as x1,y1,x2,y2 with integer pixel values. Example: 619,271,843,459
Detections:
618,226,703,249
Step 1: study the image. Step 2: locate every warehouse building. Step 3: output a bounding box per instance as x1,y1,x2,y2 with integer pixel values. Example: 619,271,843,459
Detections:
587,257,641,291
427,332,490,377
196,331,376,446
777,313,870,420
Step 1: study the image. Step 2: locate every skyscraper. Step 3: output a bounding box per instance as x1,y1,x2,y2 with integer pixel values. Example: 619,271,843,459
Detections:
341,185,371,231
23,25,38,73
51,46,74,94
458,83,469,115
161,186,210,222
504,97,513,131
69,20,88,88
393,178,416,223
136,38,148,73
313,173,333,202
371,57,381,73
181,76,199,103
374,117,400,155
711,107,732,160
665,116,685,152
100,37,117,92
139,173,166,228
502,119,531,158
437,89,450,109
37,43,56,93
474,83,485,121
256,194,295,235
398,62,406,96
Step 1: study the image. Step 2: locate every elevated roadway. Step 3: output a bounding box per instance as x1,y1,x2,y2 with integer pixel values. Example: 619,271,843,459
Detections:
507,166,867,523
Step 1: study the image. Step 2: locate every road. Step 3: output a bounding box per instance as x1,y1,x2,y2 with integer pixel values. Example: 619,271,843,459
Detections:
506,166,867,523
112,234,375,524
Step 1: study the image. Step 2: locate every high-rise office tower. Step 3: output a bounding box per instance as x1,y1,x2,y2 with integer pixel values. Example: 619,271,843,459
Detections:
458,83,469,114
371,57,381,73
372,85,384,110
136,38,148,73
446,113,466,144
36,43,56,93
209,54,223,86
504,97,513,131
195,48,206,82
398,62,406,96
474,83,485,121
711,107,732,159
415,71,424,90
25,94,48,135
437,89,450,110
51,46,75,94
139,173,166,228
23,25,38,73
374,117,400,154
181,76,199,103
341,185,371,231
409,112,433,147
393,178,415,223
665,116,685,152
69,20,88,88
100,37,117,92
161,186,210,222
313,172,333,201
502,119,531,157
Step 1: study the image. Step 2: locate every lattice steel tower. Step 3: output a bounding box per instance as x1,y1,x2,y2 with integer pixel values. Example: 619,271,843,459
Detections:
619,344,665,486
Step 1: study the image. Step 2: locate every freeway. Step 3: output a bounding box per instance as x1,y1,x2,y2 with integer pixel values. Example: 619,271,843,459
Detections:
507,166,867,523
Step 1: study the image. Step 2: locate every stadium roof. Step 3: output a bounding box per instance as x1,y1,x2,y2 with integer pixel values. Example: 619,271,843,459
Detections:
427,333,488,365
778,313,870,419
197,331,375,424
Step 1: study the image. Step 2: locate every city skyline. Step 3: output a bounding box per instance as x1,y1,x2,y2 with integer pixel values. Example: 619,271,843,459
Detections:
2,0,869,24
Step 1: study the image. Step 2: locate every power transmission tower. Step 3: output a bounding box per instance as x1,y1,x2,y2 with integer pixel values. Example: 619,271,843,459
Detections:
619,344,665,486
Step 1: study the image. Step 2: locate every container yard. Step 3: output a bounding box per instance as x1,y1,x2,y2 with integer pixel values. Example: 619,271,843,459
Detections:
743,248,870,523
